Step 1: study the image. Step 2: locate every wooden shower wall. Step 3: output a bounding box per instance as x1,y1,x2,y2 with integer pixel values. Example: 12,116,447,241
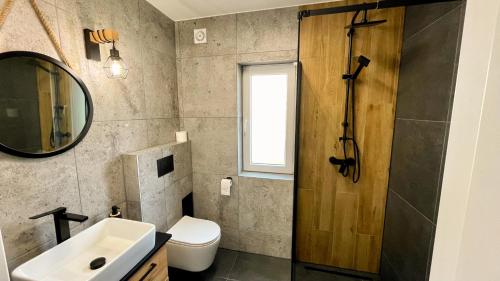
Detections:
296,1,405,273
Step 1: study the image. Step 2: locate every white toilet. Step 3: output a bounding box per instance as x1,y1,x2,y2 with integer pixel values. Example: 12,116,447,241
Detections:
166,216,221,272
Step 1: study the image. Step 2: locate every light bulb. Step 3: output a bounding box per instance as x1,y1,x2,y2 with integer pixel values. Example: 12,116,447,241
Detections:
103,46,128,79
111,60,123,76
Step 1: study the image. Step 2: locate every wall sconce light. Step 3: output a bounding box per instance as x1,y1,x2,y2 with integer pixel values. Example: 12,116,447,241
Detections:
83,28,128,79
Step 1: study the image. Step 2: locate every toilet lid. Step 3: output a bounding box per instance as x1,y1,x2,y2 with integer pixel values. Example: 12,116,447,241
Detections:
167,216,221,246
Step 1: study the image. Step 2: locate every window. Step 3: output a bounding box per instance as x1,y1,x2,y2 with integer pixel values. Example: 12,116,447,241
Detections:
242,63,296,174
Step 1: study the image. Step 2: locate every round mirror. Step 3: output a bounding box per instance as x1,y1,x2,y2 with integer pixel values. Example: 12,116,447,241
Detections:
0,51,93,158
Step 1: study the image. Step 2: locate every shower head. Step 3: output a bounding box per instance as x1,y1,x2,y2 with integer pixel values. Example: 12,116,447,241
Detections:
358,55,370,67
345,9,386,30
343,55,371,80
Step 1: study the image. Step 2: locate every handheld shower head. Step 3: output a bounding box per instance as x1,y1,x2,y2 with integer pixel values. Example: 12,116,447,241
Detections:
358,55,370,67
343,55,371,80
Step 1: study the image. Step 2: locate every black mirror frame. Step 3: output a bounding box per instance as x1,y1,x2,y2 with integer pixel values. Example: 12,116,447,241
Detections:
0,51,94,158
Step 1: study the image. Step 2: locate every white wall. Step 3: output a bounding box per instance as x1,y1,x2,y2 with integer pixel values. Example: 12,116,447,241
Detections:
430,1,500,280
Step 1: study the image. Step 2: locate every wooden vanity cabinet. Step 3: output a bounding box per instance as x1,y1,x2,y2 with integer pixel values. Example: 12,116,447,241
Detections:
127,244,168,281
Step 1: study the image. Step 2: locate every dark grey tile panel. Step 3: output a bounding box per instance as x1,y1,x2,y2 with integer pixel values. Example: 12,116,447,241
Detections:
403,1,462,40
382,191,434,281
229,252,291,281
389,119,446,220
433,122,451,223
380,255,400,281
396,7,462,121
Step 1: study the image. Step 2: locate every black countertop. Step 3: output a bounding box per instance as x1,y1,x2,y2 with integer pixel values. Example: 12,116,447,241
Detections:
120,232,171,281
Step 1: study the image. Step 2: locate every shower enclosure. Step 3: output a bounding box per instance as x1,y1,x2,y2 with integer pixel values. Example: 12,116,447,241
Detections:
291,0,463,280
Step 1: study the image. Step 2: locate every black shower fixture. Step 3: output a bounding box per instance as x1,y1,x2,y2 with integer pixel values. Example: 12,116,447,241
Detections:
329,9,385,183
343,55,371,81
344,8,387,30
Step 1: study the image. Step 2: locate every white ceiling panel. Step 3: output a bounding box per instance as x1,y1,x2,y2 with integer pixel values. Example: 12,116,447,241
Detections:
146,0,337,21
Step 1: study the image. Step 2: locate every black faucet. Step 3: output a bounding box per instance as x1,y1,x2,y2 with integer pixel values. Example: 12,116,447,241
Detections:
30,207,88,244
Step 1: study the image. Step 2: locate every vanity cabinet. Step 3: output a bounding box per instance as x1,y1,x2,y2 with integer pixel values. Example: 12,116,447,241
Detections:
128,244,168,281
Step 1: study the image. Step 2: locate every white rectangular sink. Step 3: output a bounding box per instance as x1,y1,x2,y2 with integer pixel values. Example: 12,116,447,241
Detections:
12,218,156,281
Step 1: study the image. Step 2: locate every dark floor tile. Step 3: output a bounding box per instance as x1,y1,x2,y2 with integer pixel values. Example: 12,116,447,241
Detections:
381,191,434,281
169,248,238,281
403,1,462,40
228,252,291,281
294,263,365,281
389,119,446,220
396,6,462,121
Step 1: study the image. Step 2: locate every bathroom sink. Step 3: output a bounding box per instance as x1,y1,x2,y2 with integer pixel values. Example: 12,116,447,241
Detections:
12,218,155,281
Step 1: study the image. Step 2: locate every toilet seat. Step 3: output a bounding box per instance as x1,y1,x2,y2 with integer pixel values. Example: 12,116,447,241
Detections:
168,216,220,246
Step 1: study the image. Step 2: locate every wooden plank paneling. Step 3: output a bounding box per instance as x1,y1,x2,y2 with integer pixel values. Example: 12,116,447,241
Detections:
295,1,404,273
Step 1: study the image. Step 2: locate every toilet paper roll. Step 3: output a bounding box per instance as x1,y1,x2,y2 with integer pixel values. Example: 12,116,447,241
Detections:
221,178,232,196
176,131,188,143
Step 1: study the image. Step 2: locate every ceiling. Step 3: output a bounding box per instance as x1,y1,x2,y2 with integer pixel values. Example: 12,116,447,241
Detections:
146,0,336,21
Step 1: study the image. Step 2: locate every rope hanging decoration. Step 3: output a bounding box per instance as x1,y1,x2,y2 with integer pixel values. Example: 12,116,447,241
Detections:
0,0,73,69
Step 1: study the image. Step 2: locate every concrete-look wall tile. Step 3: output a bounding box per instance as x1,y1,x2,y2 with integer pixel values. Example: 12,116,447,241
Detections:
83,54,146,122
220,227,240,251
0,0,59,57
77,0,146,122
177,15,237,58
176,58,185,118
134,144,168,232
147,118,180,146
238,230,292,259
237,50,297,65
75,120,148,218
180,55,237,117
139,0,176,56
55,0,76,12
178,174,194,199
239,177,293,236
56,6,88,74
184,118,237,175
123,155,140,202
193,172,221,224
165,175,193,229
126,201,142,221
192,172,239,249
143,48,178,119
168,141,193,181
141,184,168,232
137,146,164,198
237,7,298,54
220,176,239,230
0,151,80,266
6,238,56,270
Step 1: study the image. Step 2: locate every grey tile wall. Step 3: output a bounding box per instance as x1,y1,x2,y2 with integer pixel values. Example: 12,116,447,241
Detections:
0,0,178,270
176,7,297,258
123,141,193,232
381,2,465,281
